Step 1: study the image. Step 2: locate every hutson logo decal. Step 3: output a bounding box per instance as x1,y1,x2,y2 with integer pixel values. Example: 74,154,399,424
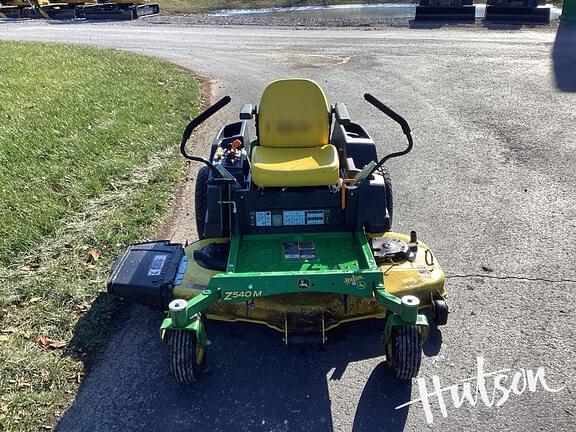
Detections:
395,356,566,424
297,278,311,290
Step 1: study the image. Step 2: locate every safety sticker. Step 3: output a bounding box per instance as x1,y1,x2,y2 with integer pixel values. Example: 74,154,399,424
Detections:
283,210,325,226
283,211,306,226
255,211,272,227
148,254,168,276
305,210,325,225
283,241,316,260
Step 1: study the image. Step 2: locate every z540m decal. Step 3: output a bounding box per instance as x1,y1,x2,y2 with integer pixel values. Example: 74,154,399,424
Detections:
223,290,263,301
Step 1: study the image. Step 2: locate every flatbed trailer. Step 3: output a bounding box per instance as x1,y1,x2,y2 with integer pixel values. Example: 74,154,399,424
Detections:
415,0,477,21
81,1,159,20
484,0,551,23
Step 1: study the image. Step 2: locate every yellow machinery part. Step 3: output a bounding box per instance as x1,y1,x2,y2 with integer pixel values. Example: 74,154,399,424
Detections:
173,232,445,334
258,78,330,149
251,144,339,187
372,232,447,305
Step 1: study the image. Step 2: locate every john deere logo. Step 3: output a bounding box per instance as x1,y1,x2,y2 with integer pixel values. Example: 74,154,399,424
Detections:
297,279,310,290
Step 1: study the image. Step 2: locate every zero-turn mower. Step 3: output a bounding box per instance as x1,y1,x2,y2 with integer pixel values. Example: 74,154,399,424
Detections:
108,79,448,383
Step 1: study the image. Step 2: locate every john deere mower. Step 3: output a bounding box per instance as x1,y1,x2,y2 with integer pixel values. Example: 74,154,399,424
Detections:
108,79,448,383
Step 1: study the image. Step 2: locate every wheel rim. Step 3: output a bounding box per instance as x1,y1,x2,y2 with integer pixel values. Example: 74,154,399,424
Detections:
386,339,394,365
196,344,205,365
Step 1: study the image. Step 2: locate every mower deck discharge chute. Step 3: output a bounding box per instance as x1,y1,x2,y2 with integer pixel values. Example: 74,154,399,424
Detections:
414,0,476,22
108,79,449,383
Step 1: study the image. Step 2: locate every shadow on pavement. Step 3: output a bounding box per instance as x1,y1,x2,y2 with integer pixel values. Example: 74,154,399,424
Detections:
64,293,131,370
422,322,443,357
352,364,411,432
552,22,576,92
55,304,423,432
408,20,476,29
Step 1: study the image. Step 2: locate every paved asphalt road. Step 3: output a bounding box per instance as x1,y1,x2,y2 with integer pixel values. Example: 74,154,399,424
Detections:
1,19,576,432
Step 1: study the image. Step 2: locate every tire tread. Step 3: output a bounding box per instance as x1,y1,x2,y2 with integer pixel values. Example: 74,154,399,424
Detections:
389,325,422,380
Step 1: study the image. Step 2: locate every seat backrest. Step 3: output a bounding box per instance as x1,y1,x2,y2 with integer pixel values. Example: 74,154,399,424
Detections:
258,79,330,149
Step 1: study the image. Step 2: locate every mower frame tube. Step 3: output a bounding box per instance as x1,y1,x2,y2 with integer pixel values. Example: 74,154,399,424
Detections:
160,291,216,347
384,312,430,345
160,231,427,333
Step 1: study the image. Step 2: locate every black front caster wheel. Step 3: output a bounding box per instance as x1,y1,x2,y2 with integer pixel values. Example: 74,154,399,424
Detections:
386,325,423,380
432,298,449,326
166,330,206,384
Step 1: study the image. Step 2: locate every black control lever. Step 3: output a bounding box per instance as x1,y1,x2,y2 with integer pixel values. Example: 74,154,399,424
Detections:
363,93,414,178
180,96,232,177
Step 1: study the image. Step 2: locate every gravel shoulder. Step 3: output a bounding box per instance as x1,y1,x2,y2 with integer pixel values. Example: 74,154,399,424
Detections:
134,12,560,29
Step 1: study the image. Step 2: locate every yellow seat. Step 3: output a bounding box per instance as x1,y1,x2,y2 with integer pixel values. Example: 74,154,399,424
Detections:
252,145,339,187
252,78,339,187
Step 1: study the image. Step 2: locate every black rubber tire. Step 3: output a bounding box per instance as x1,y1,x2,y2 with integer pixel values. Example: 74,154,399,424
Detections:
194,165,210,240
433,299,449,326
378,167,393,228
166,330,206,384
386,325,422,380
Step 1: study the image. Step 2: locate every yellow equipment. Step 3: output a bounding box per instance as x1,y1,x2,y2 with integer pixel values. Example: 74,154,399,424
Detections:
23,0,84,19
81,0,159,20
0,0,158,19
0,0,29,18
251,79,340,188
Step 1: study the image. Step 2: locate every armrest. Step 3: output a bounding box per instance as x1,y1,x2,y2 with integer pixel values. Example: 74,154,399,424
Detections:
240,104,254,120
334,103,351,125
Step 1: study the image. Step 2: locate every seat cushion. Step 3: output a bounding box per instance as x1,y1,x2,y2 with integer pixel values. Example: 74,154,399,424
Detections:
258,79,330,149
252,144,339,187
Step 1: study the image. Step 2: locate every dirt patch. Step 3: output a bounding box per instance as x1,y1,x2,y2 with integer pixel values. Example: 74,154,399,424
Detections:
283,52,352,69
153,69,216,244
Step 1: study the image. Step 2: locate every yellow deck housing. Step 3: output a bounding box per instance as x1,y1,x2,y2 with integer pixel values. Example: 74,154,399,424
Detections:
172,233,445,333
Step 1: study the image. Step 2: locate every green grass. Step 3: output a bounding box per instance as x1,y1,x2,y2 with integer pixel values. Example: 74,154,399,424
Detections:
158,0,400,15
0,42,199,431
0,42,197,263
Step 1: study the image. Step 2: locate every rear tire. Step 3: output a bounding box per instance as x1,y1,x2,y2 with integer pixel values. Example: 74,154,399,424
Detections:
195,166,210,240
166,330,206,384
386,325,422,380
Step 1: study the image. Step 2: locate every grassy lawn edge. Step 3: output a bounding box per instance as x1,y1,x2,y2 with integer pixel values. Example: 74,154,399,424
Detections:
0,42,203,431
